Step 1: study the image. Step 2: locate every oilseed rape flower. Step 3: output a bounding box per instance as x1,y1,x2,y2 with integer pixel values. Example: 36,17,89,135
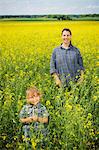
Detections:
0,21,98,149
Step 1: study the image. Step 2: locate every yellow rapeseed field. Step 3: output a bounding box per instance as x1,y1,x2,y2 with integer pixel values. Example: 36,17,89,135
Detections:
0,21,99,149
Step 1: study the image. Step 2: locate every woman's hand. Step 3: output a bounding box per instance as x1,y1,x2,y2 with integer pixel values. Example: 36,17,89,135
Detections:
52,73,62,87
55,78,61,87
77,70,84,85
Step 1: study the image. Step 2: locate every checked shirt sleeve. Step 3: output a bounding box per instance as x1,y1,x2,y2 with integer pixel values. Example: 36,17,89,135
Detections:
50,49,57,75
39,105,49,118
43,107,49,118
19,105,27,119
77,49,84,71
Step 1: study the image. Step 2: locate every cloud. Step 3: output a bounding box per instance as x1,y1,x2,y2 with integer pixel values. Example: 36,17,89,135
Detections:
0,0,99,15
86,5,99,9
79,5,99,14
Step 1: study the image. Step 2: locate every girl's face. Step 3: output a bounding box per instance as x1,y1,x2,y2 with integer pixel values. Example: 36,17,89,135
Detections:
27,92,40,105
62,30,72,45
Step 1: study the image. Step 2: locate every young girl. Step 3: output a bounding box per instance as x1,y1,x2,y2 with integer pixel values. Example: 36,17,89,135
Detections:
19,86,49,149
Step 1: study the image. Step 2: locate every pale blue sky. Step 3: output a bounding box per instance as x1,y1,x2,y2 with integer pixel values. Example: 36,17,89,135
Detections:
0,0,99,15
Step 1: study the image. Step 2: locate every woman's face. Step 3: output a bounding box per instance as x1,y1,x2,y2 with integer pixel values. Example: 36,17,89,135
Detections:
62,30,72,45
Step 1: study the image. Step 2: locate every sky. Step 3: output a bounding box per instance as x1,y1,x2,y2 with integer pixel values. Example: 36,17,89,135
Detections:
0,0,99,15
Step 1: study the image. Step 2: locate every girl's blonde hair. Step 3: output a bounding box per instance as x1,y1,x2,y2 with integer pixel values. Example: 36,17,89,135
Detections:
26,86,42,98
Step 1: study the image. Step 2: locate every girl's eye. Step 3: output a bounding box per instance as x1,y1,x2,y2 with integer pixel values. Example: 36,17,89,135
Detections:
29,97,33,99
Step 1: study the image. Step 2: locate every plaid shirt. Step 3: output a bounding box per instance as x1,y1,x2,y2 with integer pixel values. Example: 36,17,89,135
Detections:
19,102,49,138
50,44,84,84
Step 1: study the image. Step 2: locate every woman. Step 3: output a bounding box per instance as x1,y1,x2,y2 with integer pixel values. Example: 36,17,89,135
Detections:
50,28,84,87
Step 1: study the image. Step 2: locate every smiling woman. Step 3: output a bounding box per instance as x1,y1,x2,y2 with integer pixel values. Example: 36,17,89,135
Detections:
50,28,84,87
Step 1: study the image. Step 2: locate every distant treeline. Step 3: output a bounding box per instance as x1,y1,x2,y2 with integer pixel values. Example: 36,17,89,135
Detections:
0,14,99,21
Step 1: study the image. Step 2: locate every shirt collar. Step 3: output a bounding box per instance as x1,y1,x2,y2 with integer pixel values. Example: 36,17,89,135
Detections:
27,102,40,108
34,102,41,108
60,43,73,50
27,104,33,108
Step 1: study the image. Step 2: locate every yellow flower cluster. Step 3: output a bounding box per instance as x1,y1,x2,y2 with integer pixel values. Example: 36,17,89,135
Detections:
0,21,98,149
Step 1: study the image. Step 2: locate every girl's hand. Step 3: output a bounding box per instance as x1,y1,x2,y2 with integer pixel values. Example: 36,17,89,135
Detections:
20,117,33,123
25,117,33,123
31,116,38,122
